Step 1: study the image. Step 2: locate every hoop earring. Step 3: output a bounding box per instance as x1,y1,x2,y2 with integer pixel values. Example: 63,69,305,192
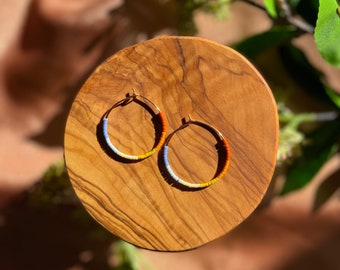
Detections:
163,115,230,189
102,88,166,161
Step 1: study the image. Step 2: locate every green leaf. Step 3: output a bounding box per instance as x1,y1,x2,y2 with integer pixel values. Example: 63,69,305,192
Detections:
312,168,340,211
201,0,231,19
282,143,338,194
264,0,278,18
325,86,340,108
314,0,340,68
281,120,340,194
232,26,297,59
279,44,337,107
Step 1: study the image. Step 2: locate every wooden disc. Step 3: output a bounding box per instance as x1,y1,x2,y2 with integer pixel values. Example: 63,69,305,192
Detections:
64,36,278,251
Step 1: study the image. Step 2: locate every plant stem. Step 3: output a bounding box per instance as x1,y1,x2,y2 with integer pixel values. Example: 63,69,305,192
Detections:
235,0,314,33
314,111,339,121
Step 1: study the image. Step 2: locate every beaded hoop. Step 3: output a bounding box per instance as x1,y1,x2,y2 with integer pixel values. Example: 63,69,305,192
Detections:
102,88,166,160
163,115,230,188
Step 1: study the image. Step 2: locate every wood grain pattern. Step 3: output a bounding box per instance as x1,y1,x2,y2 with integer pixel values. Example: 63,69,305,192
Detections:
64,36,278,251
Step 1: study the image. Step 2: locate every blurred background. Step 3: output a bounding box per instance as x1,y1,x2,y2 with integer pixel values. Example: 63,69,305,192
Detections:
0,0,339,269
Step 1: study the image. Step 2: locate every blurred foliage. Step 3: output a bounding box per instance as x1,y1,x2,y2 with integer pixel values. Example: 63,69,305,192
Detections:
177,0,231,34
233,25,297,59
263,0,278,17
231,0,340,195
29,161,145,270
112,241,154,270
29,160,77,208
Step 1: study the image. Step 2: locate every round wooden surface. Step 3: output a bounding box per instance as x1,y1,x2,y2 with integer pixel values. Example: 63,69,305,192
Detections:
64,36,278,251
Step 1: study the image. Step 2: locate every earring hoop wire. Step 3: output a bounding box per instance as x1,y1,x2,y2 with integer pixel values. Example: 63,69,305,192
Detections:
163,115,230,188
102,88,167,160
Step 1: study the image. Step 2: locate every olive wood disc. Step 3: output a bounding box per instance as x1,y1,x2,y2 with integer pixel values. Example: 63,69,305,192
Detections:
64,36,278,251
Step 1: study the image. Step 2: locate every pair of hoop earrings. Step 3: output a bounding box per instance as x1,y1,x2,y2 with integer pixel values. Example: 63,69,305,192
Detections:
102,89,230,189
